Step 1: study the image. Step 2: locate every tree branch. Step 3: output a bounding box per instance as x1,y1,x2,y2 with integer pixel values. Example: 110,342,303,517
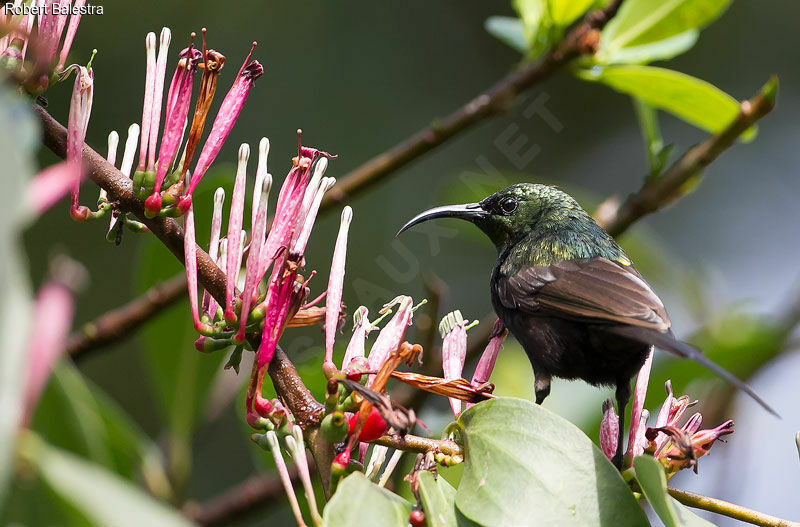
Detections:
68,274,187,361
35,105,228,304
321,0,625,208
184,469,300,527
372,434,462,458
668,487,800,527
597,77,777,237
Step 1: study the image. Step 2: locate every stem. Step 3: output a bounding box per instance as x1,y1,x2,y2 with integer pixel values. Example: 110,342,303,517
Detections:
371,434,462,457
320,0,625,209
598,77,777,237
668,488,800,527
67,274,187,361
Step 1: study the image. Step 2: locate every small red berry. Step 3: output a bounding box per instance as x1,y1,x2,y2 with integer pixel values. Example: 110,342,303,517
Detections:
409,509,426,527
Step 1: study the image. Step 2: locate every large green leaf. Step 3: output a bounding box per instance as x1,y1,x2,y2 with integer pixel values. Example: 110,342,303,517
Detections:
600,0,730,58
323,472,412,527
579,65,752,139
0,85,38,502
455,398,648,526
20,434,193,527
418,470,458,527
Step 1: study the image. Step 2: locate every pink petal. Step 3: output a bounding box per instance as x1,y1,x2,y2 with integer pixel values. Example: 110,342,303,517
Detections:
366,296,414,384
223,144,249,322
201,187,225,317
235,180,270,343
26,161,80,216
626,348,653,459
440,310,468,416
341,306,369,370
56,0,85,70
324,205,352,369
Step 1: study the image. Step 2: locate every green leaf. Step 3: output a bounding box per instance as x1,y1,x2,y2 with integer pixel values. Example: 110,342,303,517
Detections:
580,65,753,138
633,456,678,527
598,30,699,65
549,0,595,27
634,456,715,526
21,434,193,527
418,471,457,527
600,0,730,59
323,472,412,527
512,0,554,58
0,85,38,501
455,398,648,527
484,17,527,54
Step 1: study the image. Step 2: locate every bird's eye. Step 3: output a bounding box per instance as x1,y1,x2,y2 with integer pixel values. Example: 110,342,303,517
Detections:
499,197,518,214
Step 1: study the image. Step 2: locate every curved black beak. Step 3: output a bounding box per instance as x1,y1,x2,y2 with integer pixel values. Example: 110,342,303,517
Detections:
396,203,486,237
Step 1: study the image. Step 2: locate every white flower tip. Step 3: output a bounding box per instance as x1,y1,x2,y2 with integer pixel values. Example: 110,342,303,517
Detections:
159,27,171,46
106,131,119,162
313,157,328,178
127,122,140,137
145,32,156,50
263,173,273,194
238,143,250,164
320,176,336,193
341,205,353,225
258,137,270,163
213,187,225,206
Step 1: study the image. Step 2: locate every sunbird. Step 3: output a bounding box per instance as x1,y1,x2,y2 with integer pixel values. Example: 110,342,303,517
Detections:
398,183,775,468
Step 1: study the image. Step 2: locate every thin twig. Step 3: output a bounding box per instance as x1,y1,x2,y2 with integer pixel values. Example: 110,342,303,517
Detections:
597,77,778,237
372,434,462,457
321,0,625,208
67,274,187,361
668,487,800,527
184,468,300,527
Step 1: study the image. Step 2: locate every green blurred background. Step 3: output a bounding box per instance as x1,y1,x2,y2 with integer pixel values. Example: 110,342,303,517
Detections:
15,0,800,524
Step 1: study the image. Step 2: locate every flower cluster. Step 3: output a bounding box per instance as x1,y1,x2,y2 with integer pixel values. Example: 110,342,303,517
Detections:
600,352,735,477
0,0,85,93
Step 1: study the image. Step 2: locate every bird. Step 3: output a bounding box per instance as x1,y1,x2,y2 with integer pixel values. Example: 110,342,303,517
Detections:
397,182,776,469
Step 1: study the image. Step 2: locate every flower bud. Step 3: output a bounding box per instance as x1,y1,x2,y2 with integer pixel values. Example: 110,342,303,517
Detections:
321,411,349,444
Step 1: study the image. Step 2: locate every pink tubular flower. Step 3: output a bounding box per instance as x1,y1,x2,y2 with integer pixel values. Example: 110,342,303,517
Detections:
341,306,370,370
599,399,619,461
647,417,734,476
144,39,202,217
626,348,653,459
234,176,270,343
223,144,250,324
178,43,264,213
252,137,270,232
470,319,507,388
56,0,85,71
465,319,507,410
201,187,225,319
26,161,80,216
66,64,94,221
183,202,212,335
324,205,352,372
366,296,414,383
440,310,468,416
23,257,86,426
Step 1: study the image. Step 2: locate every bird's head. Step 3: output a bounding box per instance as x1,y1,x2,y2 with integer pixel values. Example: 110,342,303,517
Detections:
398,183,583,252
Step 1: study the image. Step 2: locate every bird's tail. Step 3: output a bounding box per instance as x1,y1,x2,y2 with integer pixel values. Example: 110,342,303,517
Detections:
608,325,779,417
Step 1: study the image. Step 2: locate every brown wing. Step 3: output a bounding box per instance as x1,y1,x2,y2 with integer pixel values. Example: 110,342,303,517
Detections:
495,257,671,331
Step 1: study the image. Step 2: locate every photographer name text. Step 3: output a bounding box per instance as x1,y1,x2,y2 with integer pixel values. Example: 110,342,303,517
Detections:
4,2,103,16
